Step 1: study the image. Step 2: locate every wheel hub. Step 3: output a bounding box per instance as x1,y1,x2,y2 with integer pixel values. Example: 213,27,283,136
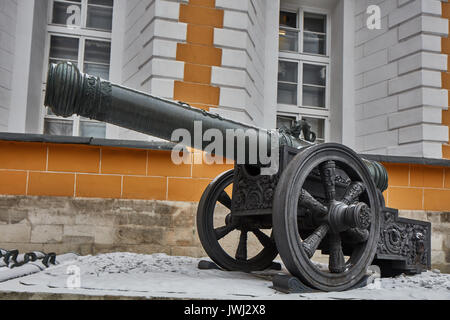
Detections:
328,201,372,232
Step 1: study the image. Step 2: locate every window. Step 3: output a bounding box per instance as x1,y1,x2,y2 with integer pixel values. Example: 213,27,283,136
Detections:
277,4,330,143
43,0,113,138
279,10,327,56
302,63,326,108
51,0,113,32
303,12,327,55
279,11,299,52
278,61,298,105
87,0,114,31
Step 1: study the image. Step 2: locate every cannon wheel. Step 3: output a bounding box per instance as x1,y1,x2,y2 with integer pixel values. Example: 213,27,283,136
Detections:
273,143,381,292
197,170,278,272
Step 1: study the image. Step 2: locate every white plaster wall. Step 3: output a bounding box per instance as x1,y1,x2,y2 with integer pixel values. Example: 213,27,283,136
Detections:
118,0,186,141
262,0,280,129
7,0,48,134
122,0,185,93
25,0,48,134
354,0,448,159
213,0,266,126
0,0,17,132
106,0,127,140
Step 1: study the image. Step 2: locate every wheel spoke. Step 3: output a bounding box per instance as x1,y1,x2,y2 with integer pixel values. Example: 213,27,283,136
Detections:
328,233,346,273
302,224,329,258
235,230,248,261
215,224,235,240
252,229,274,249
342,182,365,205
319,160,336,203
217,191,232,210
299,189,328,216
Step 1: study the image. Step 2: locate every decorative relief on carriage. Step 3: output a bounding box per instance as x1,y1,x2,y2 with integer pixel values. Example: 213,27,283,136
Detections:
232,165,279,213
376,208,430,271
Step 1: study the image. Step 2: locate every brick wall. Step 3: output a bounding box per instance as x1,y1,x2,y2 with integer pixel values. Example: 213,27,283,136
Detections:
383,162,450,211
174,0,223,111
0,140,233,202
2,139,449,212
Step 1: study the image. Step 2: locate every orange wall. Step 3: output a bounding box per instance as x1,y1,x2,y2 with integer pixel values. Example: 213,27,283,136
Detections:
383,162,450,212
0,140,233,202
442,2,450,158
174,0,223,111
1,140,450,211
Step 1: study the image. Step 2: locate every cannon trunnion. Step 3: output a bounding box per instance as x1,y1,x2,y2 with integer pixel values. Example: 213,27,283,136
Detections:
45,62,431,292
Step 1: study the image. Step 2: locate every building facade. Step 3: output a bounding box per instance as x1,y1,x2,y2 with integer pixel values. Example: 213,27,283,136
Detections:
0,0,449,271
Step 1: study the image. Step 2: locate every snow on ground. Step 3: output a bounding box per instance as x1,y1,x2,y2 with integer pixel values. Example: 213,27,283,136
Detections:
0,252,449,300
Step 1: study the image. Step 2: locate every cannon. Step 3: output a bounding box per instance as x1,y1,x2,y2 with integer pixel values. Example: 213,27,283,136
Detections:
44,62,431,291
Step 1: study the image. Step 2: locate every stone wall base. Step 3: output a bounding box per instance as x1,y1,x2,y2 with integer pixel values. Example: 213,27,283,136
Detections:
0,196,206,258
0,196,448,273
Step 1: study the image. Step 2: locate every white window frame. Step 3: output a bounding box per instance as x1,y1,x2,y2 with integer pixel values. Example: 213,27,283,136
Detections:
41,0,113,137
277,4,331,143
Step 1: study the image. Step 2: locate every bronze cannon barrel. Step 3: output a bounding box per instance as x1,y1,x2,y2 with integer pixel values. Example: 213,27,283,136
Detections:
44,62,309,164
44,62,388,190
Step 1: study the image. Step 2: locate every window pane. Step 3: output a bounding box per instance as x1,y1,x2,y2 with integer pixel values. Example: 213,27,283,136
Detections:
303,32,326,55
303,64,326,86
80,121,106,138
279,29,298,52
304,12,326,33
52,1,82,26
50,36,79,61
89,0,113,6
280,11,297,28
278,83,297,105
44,119,73,136
303,86,325,108
87,5,113,31
278,61,298,83
84,63,110,80
84,40,111,64
302,117,325,141
276,116,296,130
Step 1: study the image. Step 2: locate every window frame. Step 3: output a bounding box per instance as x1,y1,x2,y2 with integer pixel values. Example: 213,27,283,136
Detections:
277,4,331,143
41,0,113,137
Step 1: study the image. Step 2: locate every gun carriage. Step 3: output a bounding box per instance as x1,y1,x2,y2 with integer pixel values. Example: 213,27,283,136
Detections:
44,62,431,292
